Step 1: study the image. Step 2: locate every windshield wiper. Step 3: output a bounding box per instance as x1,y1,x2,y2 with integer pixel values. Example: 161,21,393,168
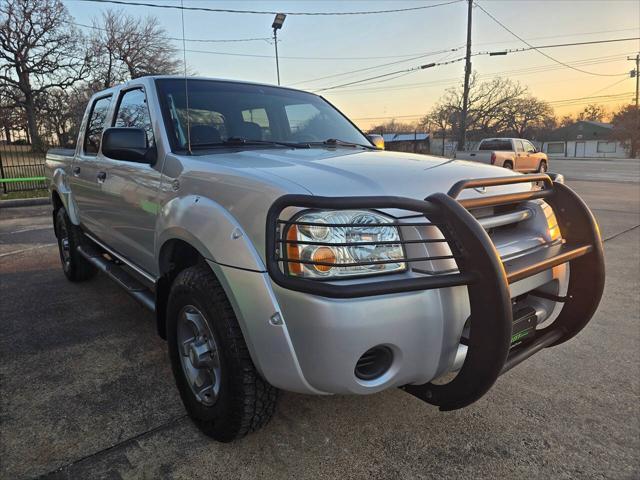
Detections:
190,137,309,149
308,138,376,150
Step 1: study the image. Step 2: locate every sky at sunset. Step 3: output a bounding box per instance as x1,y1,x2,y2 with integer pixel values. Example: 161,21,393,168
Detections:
65,0,640,129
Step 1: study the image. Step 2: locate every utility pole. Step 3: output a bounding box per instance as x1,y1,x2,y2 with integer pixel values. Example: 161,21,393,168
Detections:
628,53,639,108
458,0,473,151
274,29,281,85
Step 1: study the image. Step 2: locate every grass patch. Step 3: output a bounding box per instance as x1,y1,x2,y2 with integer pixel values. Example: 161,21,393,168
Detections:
0,189,48,201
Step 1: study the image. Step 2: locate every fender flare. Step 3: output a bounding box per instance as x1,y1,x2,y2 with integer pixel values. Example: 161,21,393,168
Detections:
51,167,80,225
156,194,266,274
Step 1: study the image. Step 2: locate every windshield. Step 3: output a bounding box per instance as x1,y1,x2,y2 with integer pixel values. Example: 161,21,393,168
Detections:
155,79,371,151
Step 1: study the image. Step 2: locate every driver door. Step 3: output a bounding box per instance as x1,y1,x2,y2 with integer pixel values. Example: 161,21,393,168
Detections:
98,87,163,275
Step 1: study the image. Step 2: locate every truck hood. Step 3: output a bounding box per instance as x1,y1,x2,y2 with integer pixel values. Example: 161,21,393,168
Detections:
197,148,534,206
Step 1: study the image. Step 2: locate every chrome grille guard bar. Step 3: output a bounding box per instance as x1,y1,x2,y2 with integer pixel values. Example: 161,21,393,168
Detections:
265,175,605,411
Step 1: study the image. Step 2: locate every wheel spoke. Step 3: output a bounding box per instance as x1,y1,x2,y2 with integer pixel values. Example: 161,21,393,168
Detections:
198,384,217,405
183,310,207,337
177,305,221,407
180,338,194,357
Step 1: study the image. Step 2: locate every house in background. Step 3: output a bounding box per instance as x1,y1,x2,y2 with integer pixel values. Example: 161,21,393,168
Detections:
381,132,430,154
542,120,628,158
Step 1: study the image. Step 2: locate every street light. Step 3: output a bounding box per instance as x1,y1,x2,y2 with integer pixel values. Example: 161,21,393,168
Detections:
272,13,286,85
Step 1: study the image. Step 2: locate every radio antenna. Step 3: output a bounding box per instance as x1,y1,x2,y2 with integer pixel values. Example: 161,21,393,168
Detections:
180,0,192,153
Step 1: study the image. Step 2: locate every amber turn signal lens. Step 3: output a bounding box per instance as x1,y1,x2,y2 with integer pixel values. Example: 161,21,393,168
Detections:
286,225,303,275
311,246,336,273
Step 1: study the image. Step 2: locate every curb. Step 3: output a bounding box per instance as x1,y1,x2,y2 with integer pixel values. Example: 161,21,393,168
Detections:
0,197,49,209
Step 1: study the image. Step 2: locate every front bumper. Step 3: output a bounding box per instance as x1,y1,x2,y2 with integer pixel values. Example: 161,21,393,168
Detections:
256,174,604,409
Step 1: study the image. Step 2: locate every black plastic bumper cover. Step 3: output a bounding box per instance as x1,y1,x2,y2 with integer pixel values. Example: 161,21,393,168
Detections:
265,176,605,411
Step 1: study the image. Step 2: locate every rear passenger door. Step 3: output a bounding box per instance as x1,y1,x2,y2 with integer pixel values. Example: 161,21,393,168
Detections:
71,94,113,238
99,87,163,275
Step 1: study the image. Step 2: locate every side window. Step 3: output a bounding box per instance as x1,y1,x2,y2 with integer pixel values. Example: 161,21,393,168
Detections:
524,140,535,153
515,140,524,153
114,89,155,147
84,96,112,155
285,103,327,140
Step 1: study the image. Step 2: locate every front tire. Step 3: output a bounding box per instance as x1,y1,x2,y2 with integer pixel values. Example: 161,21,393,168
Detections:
538,159,548,173
167,263,278,442
55,207,96,282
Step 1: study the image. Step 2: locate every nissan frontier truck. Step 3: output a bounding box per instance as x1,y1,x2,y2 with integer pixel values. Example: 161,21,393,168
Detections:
45,77,604,442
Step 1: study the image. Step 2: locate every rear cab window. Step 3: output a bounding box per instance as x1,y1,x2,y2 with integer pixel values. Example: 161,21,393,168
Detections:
478,139,512,151
515,140,524,153
83,96,113,155
113,88,155,147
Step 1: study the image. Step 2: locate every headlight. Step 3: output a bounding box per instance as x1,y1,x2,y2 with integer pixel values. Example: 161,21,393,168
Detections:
284,210,406,278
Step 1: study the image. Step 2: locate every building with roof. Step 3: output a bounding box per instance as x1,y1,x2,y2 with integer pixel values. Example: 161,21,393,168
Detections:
541,120,628,158
380,132,430,154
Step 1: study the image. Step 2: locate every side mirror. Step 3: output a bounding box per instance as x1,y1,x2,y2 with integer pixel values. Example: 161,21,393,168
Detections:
102,127,156,164
367,134,385,150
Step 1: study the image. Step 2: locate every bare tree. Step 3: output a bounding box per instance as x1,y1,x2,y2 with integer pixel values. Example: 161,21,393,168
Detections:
0,85,25,142
0,0,88,149
367,119,418,134
500,96,554,138
557,114,575,128
577,104,608,122
90,10,181,88
610,104,639,157
421,74,552,142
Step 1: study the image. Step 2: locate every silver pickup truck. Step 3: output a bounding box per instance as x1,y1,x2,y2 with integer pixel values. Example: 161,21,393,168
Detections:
46,76,605,442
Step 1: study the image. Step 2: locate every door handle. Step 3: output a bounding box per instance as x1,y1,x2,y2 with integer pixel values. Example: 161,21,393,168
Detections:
97,171,107,183
72,166,81,176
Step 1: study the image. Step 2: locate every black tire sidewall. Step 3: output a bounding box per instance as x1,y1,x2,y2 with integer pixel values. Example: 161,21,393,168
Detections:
166,271,239,435
539,160,547,173
504,161,513,170
55,208,75,278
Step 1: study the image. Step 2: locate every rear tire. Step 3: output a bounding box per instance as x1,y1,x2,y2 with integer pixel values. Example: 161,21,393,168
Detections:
503,161,514,170
538,160,548,173
55,208,96,282
167,263,278,442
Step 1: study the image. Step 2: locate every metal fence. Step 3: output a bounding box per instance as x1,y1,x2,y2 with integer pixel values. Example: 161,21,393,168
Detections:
0,143,49,193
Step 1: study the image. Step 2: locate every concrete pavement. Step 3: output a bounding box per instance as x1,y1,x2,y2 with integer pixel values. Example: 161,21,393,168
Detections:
0,165,638,479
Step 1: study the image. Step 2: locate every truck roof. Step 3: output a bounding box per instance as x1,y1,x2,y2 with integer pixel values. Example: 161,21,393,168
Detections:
95,75,311,97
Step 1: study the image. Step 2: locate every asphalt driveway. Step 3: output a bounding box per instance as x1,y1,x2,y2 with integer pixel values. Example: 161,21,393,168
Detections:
1,164,638,479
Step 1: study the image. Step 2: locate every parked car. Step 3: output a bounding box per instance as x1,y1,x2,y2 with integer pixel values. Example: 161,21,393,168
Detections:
45,77,604,442
457,138,548,173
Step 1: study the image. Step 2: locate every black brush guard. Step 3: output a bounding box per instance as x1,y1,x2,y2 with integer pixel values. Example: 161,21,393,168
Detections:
265,174,605,411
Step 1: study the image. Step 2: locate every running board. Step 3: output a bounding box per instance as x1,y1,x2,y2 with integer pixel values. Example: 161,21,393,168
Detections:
77,245,155,312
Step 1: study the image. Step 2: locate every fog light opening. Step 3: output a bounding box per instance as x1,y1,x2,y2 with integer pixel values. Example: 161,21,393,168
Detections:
355,346,393,381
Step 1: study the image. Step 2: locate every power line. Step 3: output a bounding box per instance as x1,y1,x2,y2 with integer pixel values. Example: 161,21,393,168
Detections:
475,2,629,77
329,55,633,95
326,54,633,95
72,21,466,62
314,57,467,92
71,21,272,43
73,0,463,15
350,92,634,121
315,38,635,92
473,27,640,48
287,47,465,86
476,37,640,56
293,36,637,88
